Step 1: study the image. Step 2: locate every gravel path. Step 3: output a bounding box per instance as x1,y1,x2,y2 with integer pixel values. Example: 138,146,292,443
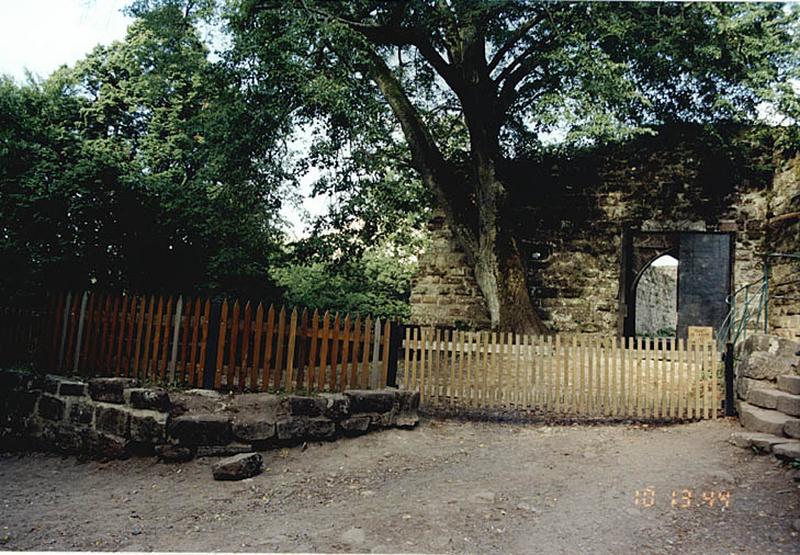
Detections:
1,418,798,553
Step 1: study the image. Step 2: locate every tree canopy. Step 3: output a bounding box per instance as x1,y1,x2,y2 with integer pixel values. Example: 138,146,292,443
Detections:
2,1,798,326
222,0,799,331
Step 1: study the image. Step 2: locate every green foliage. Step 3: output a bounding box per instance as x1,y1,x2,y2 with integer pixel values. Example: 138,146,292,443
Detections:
0,2,292,303
272,235,423,320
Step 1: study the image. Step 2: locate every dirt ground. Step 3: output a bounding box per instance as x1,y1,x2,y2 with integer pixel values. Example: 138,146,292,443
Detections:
1,418,798,554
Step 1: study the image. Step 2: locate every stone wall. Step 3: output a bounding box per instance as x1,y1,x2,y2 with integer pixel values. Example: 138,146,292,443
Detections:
767,155,800,340
410,125,798,337
0,370,419,461
635,264,678,336
410,214,491,329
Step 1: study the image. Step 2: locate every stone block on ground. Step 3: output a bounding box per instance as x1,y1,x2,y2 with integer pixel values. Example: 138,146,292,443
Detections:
232,418,276,443
738,401,798,436
778,375,800,395
197,443,254,457
773,441,800,460
89,378,135,404
85,431,129,461
38,395,65,421
746,387,784,410
168,414,232,445
737,377,769,400
212,452,263,481
777,393,800,417
728,431,789,452
785,419,800,439
68,402,94,426
398,390,421,412
127,388,171,412
319,393,350,420
155,444,195,463
59,381,87,396
129,412,167,443
737,334,800,381
276,419,306,441
345,390,395,414
307,418,336,440
96,405,131,437
339,415,371,435
286,395,324,417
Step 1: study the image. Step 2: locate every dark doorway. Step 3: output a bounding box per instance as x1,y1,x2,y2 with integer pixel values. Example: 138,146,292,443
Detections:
620,231,733,340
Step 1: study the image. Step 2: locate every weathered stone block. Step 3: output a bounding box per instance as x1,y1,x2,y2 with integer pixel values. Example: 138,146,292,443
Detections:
130,412,167,443
12,390,40,418
339,415,371,435
286,395,324,417
212,453,263,481
232,418,276,443
127,388,171,412
155,444,195,462
85,431,129,460
728,431,787,452
319,393,350,421
68,402,94,426
739,401,798,436
345,390,395,414
738,334,800,381
778,393,800,417
168,414,232,445
773,441,800,460
59,381,87,396
307,418,336,440
96,405,131,437
197,443,254,457
747,387,783,409
398,390,420,411
778,375,800,396
276,419,305,440
784,419,800,439
89,378,135,404
38,395,65,421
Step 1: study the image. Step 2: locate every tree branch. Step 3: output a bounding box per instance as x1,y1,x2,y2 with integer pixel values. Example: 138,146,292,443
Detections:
363,49,477,255
487,12,546,73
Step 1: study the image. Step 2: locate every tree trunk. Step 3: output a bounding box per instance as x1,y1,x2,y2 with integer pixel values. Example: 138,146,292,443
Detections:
467,173,548,335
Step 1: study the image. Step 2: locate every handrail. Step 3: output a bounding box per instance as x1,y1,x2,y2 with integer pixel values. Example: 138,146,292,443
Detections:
717,252,799,350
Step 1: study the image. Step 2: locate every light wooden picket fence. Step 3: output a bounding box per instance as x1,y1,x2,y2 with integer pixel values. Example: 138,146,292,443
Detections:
401,329,722,420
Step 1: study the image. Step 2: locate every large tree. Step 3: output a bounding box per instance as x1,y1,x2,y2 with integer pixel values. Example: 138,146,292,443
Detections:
226,0,799,332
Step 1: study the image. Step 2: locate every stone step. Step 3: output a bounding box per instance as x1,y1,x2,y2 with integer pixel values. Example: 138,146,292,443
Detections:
773,442,800,460
778,375,800,396
738,401,800,436
728,431,795,453
746,387,800,416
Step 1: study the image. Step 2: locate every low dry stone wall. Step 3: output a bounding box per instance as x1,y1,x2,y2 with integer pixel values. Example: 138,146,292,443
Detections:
0,369,419,461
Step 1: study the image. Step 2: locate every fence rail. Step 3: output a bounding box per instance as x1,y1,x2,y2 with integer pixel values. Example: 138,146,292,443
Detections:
401,329,721,420
0,291,397,393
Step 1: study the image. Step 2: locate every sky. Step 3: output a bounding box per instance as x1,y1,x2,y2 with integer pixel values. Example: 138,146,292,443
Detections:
0,0,326,238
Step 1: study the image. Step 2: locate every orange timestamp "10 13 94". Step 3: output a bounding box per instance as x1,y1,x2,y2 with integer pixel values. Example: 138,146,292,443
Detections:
634,488,732,509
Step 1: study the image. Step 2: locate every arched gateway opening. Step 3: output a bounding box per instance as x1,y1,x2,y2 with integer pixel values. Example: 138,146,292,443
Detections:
634,254,678,337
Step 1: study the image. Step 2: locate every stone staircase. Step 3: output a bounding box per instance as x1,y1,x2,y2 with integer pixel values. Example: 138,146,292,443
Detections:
730,374,800,459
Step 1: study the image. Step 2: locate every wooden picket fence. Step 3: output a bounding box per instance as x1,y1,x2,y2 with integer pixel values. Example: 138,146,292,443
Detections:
401,329,722,420
0,291,397,392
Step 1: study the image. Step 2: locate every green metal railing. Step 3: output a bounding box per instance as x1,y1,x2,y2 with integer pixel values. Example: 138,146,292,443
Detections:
717,253,800,351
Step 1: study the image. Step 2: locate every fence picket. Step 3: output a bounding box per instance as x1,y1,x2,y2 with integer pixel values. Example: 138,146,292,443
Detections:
251,303,264,391
286,308,298,391
360,316,371,389
317,311,330,392
240,302,252,391
328,313,340,392
187,298,201,386
307,309,320,391
214,300,228,389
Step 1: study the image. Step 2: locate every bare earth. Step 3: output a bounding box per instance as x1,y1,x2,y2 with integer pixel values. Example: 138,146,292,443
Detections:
1,418,798,554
